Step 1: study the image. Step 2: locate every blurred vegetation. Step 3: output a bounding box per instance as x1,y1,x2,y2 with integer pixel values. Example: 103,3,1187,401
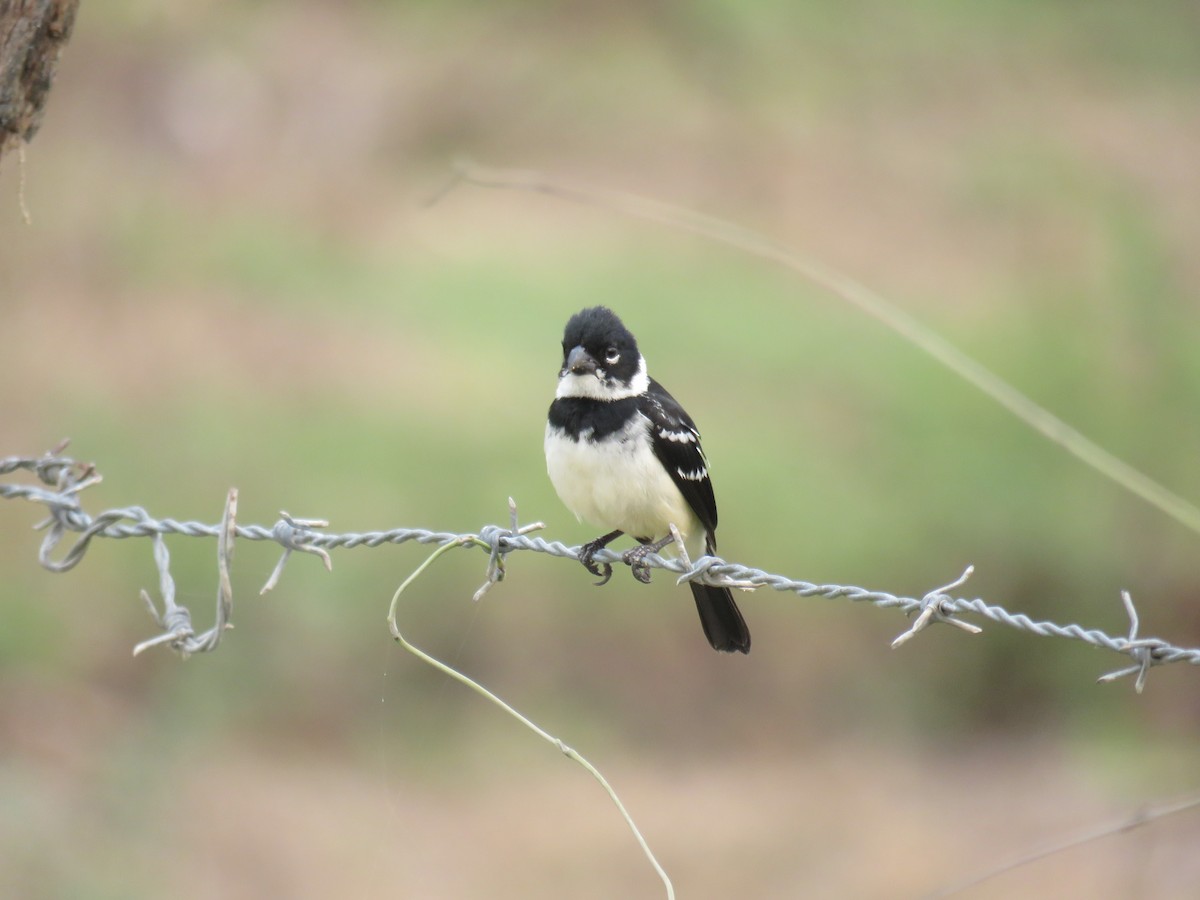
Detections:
2,1,1199,896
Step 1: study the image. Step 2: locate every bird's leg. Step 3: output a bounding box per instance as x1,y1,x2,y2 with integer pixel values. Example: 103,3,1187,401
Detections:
579,529,624,586
623,534,676,584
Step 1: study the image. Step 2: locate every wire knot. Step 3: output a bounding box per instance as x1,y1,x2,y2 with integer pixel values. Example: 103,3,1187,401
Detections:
1098,591,1162,693
672,533,758,592
477,523,513,556
260,511,332,595
676,554,748,588
32,449,108,573
892,565,982,648
675,553,722,587
472,498,544,602
30,441,92,491
134,586,196,656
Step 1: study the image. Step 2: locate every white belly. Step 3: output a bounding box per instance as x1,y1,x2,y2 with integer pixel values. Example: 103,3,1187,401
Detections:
545,415,696,542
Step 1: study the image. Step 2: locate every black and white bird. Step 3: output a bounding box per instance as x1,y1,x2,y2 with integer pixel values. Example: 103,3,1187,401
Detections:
544,306,751,654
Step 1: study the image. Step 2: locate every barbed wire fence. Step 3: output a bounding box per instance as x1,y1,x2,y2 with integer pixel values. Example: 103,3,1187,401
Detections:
4,444,1199,686
7,441,1200,898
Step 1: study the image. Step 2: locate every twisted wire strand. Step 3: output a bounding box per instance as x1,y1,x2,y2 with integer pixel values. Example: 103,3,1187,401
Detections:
3,451,1197,686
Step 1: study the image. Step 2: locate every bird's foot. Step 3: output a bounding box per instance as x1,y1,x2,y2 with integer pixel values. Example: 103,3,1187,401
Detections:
579,530,622,586
622,535,674,584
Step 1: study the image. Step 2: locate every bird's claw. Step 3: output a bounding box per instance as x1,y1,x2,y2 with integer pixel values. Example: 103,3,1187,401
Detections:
579,540,614,586
589,561,614,586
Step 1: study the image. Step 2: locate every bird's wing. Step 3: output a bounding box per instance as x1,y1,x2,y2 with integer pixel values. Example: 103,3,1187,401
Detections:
639,378,719,540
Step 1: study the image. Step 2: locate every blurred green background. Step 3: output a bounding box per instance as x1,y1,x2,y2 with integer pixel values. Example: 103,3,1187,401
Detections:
2,1,1199,897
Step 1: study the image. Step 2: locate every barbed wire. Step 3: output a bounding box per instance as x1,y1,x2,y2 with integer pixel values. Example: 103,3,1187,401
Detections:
3,445,1197,690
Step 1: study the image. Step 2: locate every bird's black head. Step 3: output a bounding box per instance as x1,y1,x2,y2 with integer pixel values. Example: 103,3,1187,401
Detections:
555,306,647,401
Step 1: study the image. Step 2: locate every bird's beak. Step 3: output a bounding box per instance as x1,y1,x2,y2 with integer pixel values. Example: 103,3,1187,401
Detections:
565,345,597,375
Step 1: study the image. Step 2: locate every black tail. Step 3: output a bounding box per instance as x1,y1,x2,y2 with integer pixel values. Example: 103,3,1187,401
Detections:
690,582,751,654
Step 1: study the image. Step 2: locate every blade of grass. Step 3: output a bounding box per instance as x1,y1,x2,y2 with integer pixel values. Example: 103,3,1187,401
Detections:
387,538,675,900
927,791,1200,898
449,161,1200,539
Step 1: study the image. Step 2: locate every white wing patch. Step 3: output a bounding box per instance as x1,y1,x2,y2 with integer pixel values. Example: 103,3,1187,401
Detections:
676,466,708,482
657,427,697,443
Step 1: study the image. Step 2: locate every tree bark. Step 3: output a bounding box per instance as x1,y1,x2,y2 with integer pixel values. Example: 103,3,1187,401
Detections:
0,0,79,164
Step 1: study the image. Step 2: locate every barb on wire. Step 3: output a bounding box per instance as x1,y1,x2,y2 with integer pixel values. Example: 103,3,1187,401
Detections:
472,496,546,602
1096,590,1159,694
260,511,332,595
134,489,237,657
892,565,983,648
3,447,1200,690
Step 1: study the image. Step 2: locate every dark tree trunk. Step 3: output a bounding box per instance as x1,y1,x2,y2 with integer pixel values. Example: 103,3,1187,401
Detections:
0,0,79,163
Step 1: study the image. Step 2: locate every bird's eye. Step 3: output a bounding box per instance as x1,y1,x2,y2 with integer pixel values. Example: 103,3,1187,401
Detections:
603,347,620,365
